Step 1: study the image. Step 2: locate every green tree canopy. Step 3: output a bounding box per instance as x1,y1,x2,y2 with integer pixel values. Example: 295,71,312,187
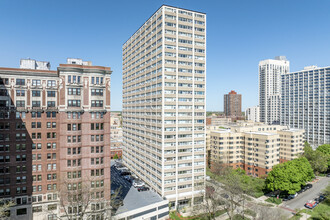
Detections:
304,143,329,174
266,157,314,194
317,144,330,155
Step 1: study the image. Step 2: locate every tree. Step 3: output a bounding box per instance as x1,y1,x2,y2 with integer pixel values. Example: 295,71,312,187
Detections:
304,143,328,174
266,157,314,194
323,184,330,203
0,199,15,218
50,178,111,219
317,144,330,167
317,144,330,155
113,154,119,159
210,163,249,220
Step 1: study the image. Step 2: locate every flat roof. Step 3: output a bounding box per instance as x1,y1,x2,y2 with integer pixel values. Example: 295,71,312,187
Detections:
116,187,164,215
211,130,231,134
244,132,277,136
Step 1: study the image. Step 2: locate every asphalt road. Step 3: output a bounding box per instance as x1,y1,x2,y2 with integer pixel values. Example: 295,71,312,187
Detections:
282,177,330,210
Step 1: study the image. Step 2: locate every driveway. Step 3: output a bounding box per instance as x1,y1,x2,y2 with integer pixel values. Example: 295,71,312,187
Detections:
282,177,330,210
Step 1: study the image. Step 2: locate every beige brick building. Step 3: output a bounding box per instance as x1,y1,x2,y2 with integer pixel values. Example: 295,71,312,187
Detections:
207,121,304,177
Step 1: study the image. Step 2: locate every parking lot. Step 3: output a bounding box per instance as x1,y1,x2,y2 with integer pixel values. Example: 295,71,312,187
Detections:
111,160,150,201
282,177,330,210
111,163,132,201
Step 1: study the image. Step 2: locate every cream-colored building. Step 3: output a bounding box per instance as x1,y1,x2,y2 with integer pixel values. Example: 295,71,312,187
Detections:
122,5,206,208
207,121,304,177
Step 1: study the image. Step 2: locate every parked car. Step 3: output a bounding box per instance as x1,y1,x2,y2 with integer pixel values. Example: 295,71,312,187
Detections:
326,173,330,177
306,184,313,189
137,186,150,192
120,171,131,176
123,175,131,181
297,189,304,194
288,193,298,200
305,200,318,209
283,196,290,201
318,195,325,202
133,181,145,188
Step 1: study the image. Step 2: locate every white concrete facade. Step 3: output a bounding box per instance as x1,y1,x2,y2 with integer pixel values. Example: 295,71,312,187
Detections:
245,106,260,122
281,65,330,148
259,56,289,125
122,5,206,209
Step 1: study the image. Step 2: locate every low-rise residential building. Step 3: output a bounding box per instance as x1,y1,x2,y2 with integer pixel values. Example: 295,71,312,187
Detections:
207,121,304,177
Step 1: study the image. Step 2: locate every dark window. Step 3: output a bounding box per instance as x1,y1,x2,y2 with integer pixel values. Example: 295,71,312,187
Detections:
16,79,25,86
16,208,27,215
47,91,56,97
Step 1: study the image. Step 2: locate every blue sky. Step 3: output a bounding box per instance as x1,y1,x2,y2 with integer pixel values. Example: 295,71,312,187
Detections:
1,0,330,111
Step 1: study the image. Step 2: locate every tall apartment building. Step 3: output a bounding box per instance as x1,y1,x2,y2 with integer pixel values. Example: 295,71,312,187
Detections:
245,106,260,122
122,5,206,208
207,121,304,177
224,90,242,117
259,56,289,124
0,58,111,219
281,65,330,148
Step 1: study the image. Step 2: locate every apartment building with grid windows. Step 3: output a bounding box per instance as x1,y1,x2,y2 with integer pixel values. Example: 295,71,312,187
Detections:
224,90,242,117
259,56,289,124
207,121,304,177
122,5,206,208
0,58,111,219
281,65,330,148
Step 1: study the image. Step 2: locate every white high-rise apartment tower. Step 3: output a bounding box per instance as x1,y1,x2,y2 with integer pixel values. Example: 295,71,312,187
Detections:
245,106,260,122
281,65,330,148
259,56,289,124
122,5,206,208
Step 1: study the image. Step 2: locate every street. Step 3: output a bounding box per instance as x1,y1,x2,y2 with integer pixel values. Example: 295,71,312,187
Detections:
282,177,330,210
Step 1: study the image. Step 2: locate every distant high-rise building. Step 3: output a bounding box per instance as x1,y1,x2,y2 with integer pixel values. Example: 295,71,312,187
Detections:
122,5,206,209
281,65,330,148
0,58,112,220
259,56,289,124
245,106,260,122
224,90,241,117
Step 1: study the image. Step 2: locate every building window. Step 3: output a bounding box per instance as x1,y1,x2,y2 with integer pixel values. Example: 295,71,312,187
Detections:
47,101,56,107
16,101,25,107
47,80,56,87
68,100,81,107
91,89,103,96
68,88,81,95
16,79,25,86
16,90,25,96
32,101,41,107
32,90,41,97
16,208,27,216
91,100,103,107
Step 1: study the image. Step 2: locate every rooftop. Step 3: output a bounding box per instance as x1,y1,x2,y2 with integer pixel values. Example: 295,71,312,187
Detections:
244,132,277,136
116,187,164,215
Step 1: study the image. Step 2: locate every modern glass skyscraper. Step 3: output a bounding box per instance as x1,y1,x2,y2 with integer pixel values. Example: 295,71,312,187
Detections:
122,5,206,208
281,65,330,147
259,56,289,124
